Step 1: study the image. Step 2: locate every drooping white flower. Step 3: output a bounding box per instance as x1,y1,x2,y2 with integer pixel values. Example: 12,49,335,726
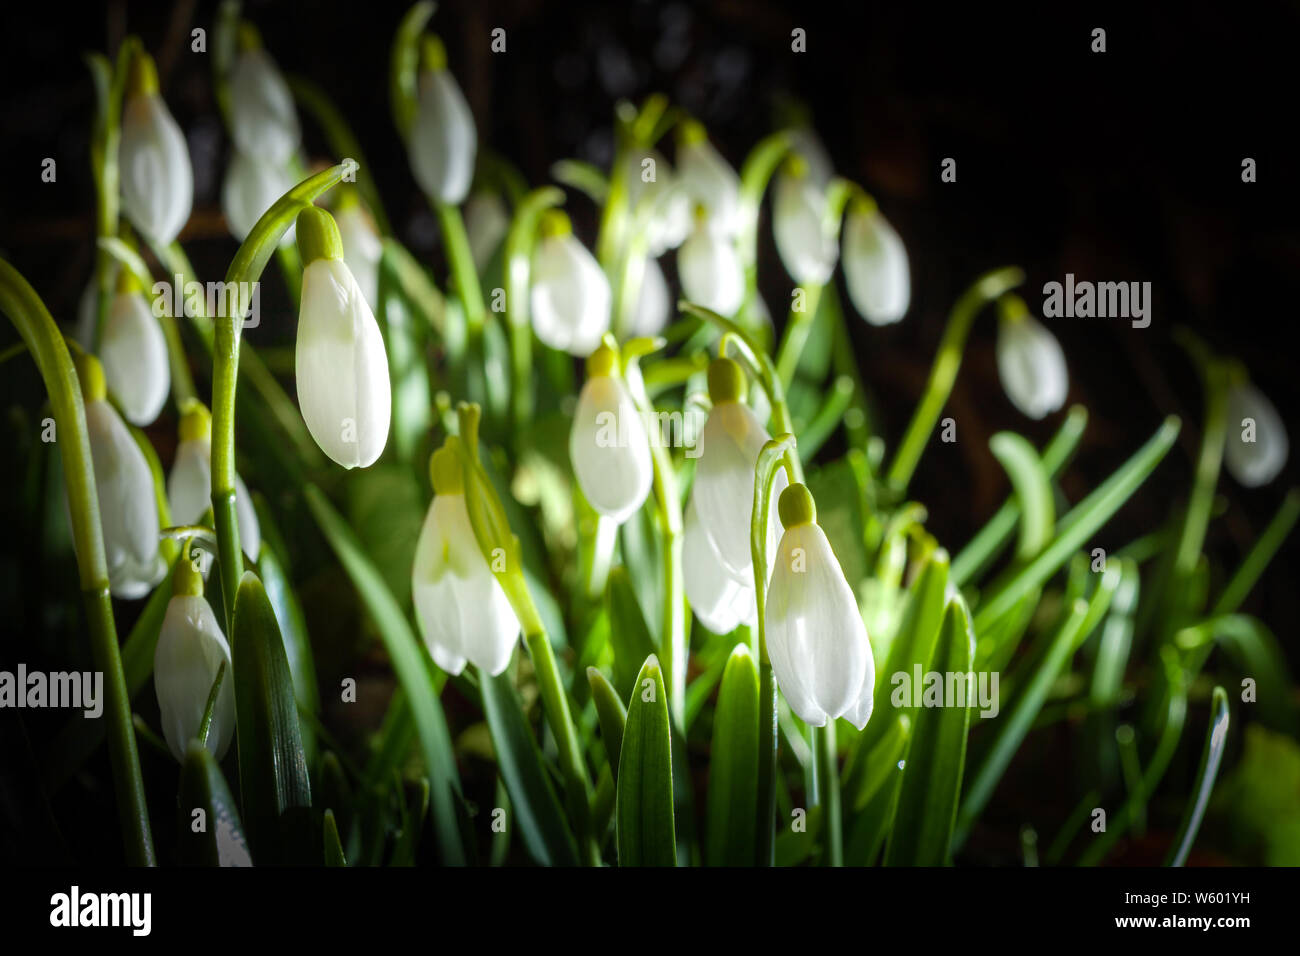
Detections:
677,214,744,316
221,149,296,244
408,36,477,205
1224,380,1288,487
789,127,834,190
335,197,384,310
465,191,510,272
295,206,391,469
630,255,671,338
529,211,611,355
683,496,756,634
228,37,301,165
689,358,788,584
154,555,235,762
764,483,875,730
625,147,691,255
119,50,193,245
997,300,1068,419
412,441,521,675
99,276,170,426
676,121,742,237
569,345,653,524
843,200,910,326
773,164,837,285
166,401,261,560
78,355,165,599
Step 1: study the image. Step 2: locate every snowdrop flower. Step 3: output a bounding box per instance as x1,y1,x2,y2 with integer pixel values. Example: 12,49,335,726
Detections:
789,127,834,190
119,49,193,245
295,206,391,469
683,497,756,634
228,26,301,165
625,147,691,255
773,158,837,285
408,35,476,205
765,483,875,730
630,255,671,337
77,354,165,599
842,198,910,326
465,191,510,272
412,439,521,675
154,551,235,762
335,192,384,310
98,271,169,426
996,296,1068,420
690,358,788,584
167,401,261,561
529,210,611,355
222,149,296,244
569,345,653,523
676,120,742,237
1224,378,1288,487
677,210,745,316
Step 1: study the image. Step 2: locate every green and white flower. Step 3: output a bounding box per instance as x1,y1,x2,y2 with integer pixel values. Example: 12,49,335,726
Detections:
335,193,385,310
629,255,671,337
99,271,169,426
530,210,611,355
773,159,837,285
228,26,301,165
569,344,653,523
167,401,261,561
409,35,476,205
683,496,756,634
119,49,193,245
996,296,1068,419
676,120,741,237
221,149,297,244
843,198,910,326
677,212,744,317
1224,379,1288,487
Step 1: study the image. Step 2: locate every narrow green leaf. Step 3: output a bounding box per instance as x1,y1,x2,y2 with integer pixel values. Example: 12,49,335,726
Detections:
232,570,312,863
605,566,657,700
884,599,974,866
177,740,252,867
480,668,580,866
254,527,319,762
988,432,1055,559
377,247,433,464
324,809,347,867
389,778,430,866
706,644,759,866
617,655,676,866
1167,687,1230,866
587,667,628,779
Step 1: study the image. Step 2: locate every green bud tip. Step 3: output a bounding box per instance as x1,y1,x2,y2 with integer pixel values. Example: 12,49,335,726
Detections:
174,543,206,597
75,353,107,403
778,483,816,529
677,118,707,146
420,34,448,73
707,356,746,405
429,439,464,496
586,343,618,378
236,21,263,52
178,399,212,443
125,49,159,99
114,267,143,296
782,153,810,180
849,194,878,219
998,293,1030,325
296,206,344,263
538,209,572,239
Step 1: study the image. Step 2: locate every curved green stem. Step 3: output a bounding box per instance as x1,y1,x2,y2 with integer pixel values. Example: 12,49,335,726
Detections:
0,258,155,865
504,186,565,429
885,266,1026,494
736,130,794,328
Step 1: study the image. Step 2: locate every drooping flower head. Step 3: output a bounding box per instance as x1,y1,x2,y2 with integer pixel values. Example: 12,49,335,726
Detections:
569,343,653,524
119,47,193,245
1224,372,1288,488
996,294,1068,420
222,149,297,244
167,400,261,561
99,268,169,427
333,189,384,310
676,120,742,238
773,155,837,285
408,34,477,205
412,438,521,676
294,205,392,469
228,22,301,165
764,483,875,729
842,195,910,326
529,210,611,355
678,205,745,317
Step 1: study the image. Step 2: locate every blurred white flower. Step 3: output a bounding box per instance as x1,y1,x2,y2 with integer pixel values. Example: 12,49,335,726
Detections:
119,52,192,245
629,255,671,338
1224,380,1288,487
412,442,520,675
335,199,384,310
222,150,296,244
773,168,837,285
677,216,744,316
408,37,476,205
764,483,875,730
295,207,391,469
530,212,610,355
676,122,742,237
997,304,1068,420
843,202,910,326
167,402,261,561
789,127,834,190
625,147,691,255
99,281,169,426
228,41,300,164
569,346,653,523
683,496,756,634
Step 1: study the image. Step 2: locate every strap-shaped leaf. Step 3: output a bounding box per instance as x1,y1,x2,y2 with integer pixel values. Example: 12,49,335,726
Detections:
617,655,676,866
587,667,628,780
988,432,1055,560
1166,686,1230,866
178,741,252,867
323,809,347,867
706,645,760,866
605,566,657,701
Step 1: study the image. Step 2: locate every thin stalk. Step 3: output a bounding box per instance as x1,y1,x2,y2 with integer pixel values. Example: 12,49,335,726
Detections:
736,131,794,327
503,187,565,429
435,201,486,336
1212,488,1300,615
775,282,824,386
814,720,842,865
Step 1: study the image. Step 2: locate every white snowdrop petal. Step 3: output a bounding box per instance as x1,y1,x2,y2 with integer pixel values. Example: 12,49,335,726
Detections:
678,227,744,316
570,375,653,523
773,175,837,285
630,256,671,338
1225,383,1289,487
167,439,211,527
530,235,611,355
682,498,756,634
233,472,262,561
222,151,296,244
99,292,170,426
764,523,870,726
120,94,193,245
229,48,301,164
677,139,742,237
997,316,1068,419
296,258,392,469
843,209,910,326
336,205,385,309
410,70,477,205
154,594,235,761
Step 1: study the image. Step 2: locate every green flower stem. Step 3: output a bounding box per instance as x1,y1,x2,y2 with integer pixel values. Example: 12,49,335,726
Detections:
586,514,617,600
211,163,352,622
0,258,155,866
737,130,794,328
504,187,565,429
811,720,843,865
85,42,133,349
885,266,1026,494
434,201,486,337
197,660,227,749
774,282,824,387
1212,488,1300,615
